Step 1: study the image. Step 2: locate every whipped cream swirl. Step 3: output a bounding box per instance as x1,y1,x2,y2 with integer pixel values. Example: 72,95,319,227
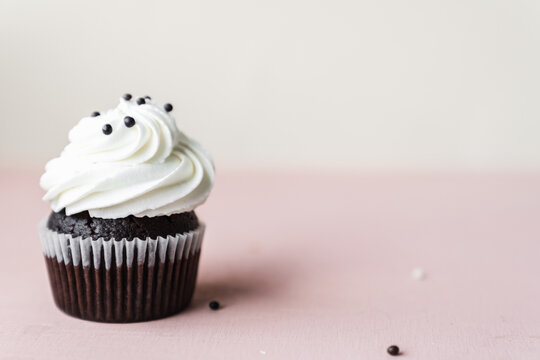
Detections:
40,97,215,219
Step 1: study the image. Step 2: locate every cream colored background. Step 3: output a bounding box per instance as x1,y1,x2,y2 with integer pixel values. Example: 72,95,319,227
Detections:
1,0,539,170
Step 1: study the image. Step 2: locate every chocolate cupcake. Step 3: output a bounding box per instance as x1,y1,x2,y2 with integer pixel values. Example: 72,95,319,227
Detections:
39,95,215,322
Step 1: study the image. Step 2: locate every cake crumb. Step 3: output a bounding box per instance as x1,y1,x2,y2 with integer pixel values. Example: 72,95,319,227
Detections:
260,350,266,355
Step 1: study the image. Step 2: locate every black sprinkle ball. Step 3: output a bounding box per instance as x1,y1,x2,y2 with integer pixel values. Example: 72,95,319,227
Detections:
209,301,220,310
124,116,136,128
387,345,400,356
102,124,113,135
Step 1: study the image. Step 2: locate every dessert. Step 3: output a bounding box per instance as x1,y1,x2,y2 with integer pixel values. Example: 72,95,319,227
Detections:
39,94,215,322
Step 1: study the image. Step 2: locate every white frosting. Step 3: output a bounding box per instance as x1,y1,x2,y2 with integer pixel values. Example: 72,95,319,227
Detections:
40,97,215,219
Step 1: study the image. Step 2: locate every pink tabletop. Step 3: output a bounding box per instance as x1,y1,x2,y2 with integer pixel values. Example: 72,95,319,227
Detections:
1,168,540,359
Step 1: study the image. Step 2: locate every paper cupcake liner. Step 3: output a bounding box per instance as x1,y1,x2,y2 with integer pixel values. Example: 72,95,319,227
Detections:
38,219,205,323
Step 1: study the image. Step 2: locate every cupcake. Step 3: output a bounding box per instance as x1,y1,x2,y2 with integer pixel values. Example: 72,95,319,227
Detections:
39,94,215,322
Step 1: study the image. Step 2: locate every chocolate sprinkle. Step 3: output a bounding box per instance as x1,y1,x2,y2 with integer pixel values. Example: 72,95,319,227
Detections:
136,98,146,105
209,301,220,310
123,93,132,100
164,103,173,112
124,116,136,128
102,124,113,135
91,111,100,117
387,345,400,356
144,96,152,100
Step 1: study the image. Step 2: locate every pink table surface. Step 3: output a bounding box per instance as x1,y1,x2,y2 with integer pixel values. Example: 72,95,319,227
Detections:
1,168,540,359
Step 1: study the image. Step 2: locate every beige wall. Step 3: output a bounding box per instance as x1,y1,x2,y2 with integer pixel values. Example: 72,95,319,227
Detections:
1,0,539,170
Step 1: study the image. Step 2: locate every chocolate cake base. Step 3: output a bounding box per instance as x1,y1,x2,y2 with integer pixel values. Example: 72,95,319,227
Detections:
40,210,205,322
43,250,201,323
47,209,199,241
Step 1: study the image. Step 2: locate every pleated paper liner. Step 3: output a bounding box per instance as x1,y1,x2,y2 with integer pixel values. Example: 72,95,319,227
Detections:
38,219,205,323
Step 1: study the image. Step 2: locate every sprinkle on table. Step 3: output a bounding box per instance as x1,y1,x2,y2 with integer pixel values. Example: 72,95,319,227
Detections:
387,345,400,356
209,300,220,310
411,267,426,281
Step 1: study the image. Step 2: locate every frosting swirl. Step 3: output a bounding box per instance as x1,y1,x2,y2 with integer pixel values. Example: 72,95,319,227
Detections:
40,97,215,219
